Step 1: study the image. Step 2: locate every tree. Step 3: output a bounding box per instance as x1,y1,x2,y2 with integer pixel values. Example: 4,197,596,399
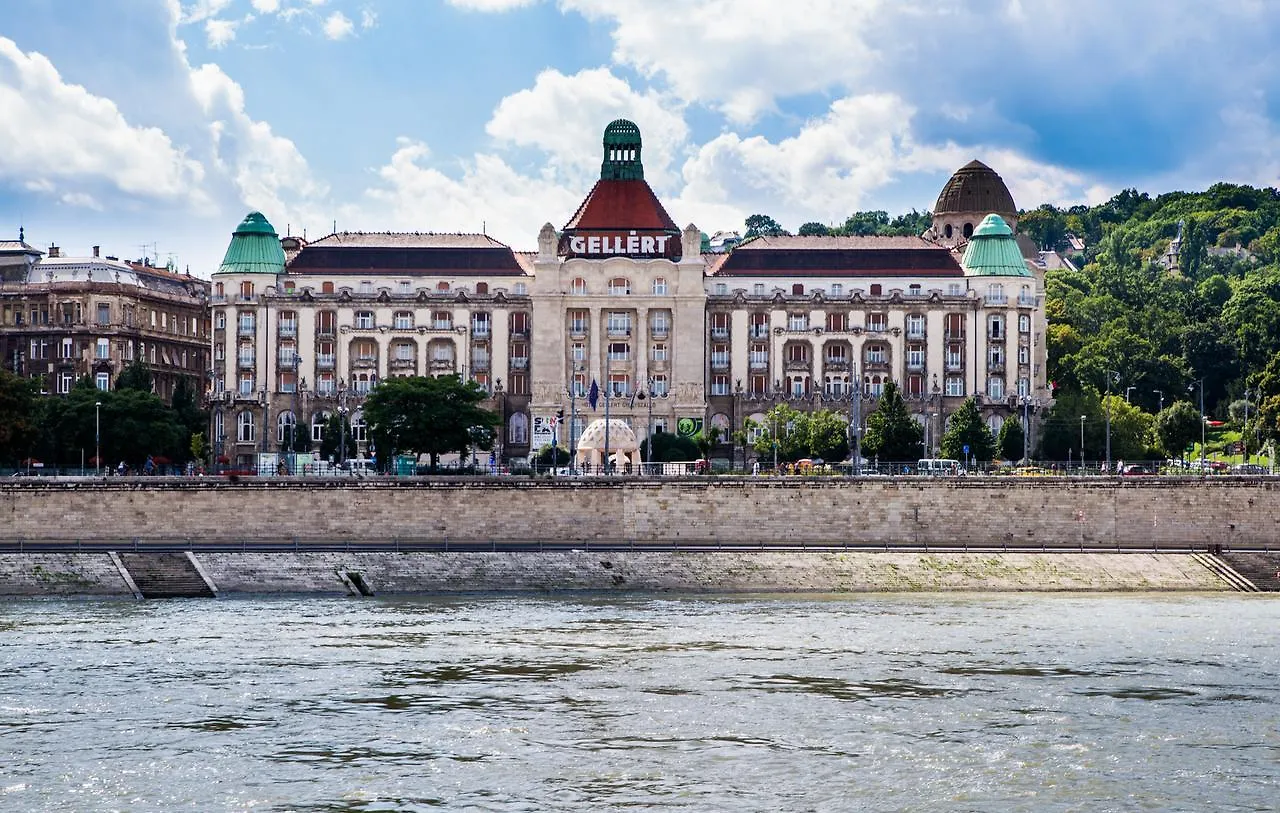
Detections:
641,430,699,462
0,370,38,465
807,409,850,461
361,375,499,472
798,221,830,237
115,360,153,393
861,382,923,461
841,210,890,236
940,397,996,462
534,445,570,468
748,404,809,462
744,214,788,238
169,377,206,460
1155,401,1201,460
318,411,353,462
1018,205,1069,251
1102,395,1156,461
996,414,1025,462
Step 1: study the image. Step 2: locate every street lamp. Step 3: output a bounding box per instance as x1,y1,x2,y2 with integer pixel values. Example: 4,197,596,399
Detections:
1154,389,1164,413
1190,378,1206,473
1080,415,1086,472
1125,386,1136,404
95,400,101,476
1104,369,1119,473
847,364,862,474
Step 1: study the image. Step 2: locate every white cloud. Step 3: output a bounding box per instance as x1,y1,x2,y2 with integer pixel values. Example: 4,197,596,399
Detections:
361,8,377,28
0,36,206,205
204,18,238,48
486,67,688,191
180,0,234,24
60,191,103,210
362,137,580,245
448,0,542,10
322,11,355,39
250,0,281,12
189,61,328,223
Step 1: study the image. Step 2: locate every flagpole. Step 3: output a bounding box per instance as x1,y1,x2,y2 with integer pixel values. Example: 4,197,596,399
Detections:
604,384,611,475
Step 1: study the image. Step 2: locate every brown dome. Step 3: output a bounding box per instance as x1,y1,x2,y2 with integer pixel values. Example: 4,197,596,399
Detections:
934,160,1017,215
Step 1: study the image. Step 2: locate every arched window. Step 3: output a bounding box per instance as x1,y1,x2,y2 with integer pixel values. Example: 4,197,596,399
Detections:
277,411,295,443
608,277,631,295
944,224,953,239
237,411,256,443
651,277,668,295
508,412,528,444
963,222,974,238
571,277,588,295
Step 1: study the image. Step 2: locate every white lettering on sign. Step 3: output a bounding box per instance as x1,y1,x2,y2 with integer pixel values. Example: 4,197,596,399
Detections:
565,230,674,257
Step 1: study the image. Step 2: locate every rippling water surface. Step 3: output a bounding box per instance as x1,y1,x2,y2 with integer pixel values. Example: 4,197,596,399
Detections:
3,594,1278,811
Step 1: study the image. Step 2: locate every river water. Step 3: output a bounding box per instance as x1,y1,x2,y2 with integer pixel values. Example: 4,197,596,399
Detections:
2,594,1278,812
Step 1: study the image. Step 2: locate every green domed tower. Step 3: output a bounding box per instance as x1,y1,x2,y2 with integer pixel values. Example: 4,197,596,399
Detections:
600,119,644,181
961,214,1030,277
217,211,285,275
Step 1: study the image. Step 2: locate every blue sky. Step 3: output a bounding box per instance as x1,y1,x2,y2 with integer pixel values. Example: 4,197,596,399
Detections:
1,0,1278,275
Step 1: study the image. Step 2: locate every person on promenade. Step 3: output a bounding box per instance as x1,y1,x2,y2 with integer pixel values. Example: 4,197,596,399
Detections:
143,456,155,476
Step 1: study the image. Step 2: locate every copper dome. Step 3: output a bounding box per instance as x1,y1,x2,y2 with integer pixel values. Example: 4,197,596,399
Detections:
934,160,1017,215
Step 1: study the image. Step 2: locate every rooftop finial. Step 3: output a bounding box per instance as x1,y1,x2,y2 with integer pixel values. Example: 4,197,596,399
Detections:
18,226,23,242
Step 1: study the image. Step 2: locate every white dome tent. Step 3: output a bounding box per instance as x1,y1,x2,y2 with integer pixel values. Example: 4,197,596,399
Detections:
575,418,641,471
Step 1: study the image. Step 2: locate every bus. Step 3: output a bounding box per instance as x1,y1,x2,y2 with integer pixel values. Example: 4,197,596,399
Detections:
916,458,962,476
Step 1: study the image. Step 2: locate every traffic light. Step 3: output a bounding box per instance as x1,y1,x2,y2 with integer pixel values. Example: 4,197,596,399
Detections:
556,409,565,421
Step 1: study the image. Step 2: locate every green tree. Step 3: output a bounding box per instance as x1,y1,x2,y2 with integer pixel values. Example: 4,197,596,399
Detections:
1102,395,1156,461
0,370,38,465
861,382,923,461
1018,205,1068,251
534,445,570,468
797,221,830,237
940,397,996,462
841,210,890,236
996,414,1025,461
748,404,809,463
115,360,153,393
744,214,788,238
1155,401,1202,460
169,377,206,460
642,430,699,462
807,409,850,461
362,375,499,472
318,411,353,462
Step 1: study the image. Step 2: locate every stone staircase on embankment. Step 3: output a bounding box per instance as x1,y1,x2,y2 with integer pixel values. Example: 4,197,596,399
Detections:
116,553,215,598
1214,552,1280,592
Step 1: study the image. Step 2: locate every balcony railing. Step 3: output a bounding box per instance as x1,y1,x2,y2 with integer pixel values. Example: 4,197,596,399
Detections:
607,327,631,338
749,326,770,339
863,360,889,372
945,359,963,371
988,362,1006,374
389,358,416,370
651,326,670,338
710,327,730,339
430,358,455,371
823,359,849,370
471,358,490,372
710,355,730,370
278,353,298,367
784,358,811,371
237,355,256,369
316,326,336,338
510,357,529,369
315,354,335,370
279,324,298,338
905,329,925,340
472,325,491,338
237,325,255,337
749,358,769,371
985,294,1008,306
907,359,925,370
945,330,965,340
352,357,378,369
1017,295,1037,307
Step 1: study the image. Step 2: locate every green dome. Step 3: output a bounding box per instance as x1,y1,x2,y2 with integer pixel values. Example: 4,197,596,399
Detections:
961,214,1030,277
601,119,643,181
217,211,286,275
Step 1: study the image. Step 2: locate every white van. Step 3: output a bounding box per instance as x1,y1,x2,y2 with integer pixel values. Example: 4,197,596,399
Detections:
916,458,962,476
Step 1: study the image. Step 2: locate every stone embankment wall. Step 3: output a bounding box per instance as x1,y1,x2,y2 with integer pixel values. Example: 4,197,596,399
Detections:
0,551,1230,596
1,477,1278,548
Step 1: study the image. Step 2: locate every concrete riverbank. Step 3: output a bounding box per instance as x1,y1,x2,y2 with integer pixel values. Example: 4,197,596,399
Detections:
0,550,1235,596
3,477,1277,596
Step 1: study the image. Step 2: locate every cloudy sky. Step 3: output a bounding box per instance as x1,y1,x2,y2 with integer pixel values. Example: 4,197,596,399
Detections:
2,0,1278,274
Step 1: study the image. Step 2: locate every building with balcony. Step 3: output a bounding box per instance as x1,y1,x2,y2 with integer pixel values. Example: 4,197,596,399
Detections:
0,234,209,402
210,121,1048,467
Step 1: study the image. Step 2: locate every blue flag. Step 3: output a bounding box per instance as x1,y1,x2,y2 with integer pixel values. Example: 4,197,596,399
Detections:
588,379,599,411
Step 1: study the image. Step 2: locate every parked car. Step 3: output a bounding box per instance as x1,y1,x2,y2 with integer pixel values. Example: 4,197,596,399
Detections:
1121,464,1155,475
1231,464,1268,475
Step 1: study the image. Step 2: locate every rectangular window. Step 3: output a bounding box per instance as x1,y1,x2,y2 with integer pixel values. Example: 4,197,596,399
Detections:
907,345,924,369
571,342,586,361
650,375,668,396
651,342,668,362
750,374,768,395
825,313,847,332
398,280,411,294
946,376,964,397
95,303,110,325
866,313,886,332
988,377,1005,399
651,278,668,295
788,313,808,332
906,314,926,339
95,372,109,391
710,343,730,369
749,344,768,370
711,374,730,396
989,315,1004,339
710,312,730,338
57,372,73,394
238,312,255,336
750,313,770,339
239,373,255,395
1017,377,1030,397
472,313,491,337
1019,314,1031,334
608,374,629,397
989,346,1004,366
753,283,765,296
607,311,631,336
1018,344,1030,365
95,338,110,360
279,371,297,394
651,312,670,337
608,342,630,362
316,373,335,397
432,311,451,330
714,283,727,295
569,310,589,334
947,283,964,297
830,283,843,297
510,312,530,335
394,311,414,330
61,338,74,359
355,311,375,330
359,281,373,295
316,311,336,335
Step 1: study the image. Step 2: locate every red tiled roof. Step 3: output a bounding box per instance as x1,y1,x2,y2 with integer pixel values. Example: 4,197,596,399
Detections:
562,180,679,232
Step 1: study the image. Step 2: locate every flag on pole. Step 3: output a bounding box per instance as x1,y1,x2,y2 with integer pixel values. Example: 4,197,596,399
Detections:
588,379,599,411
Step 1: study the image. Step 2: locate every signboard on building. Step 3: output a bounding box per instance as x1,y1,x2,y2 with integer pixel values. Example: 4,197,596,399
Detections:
532,415,558,449
676,417,704,439
558,230,681,261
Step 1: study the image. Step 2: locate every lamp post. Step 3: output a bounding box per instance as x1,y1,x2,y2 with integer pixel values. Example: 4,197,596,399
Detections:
568,374,579,474
1154,389,1163,413
603,380,612,475
337,383,349,469
1080,415,1086,472
1104,369,1119,473
1190,378,1205,473
95,400,101,476
772,413,779,471
1020,395,1032,464
848,364,862,473
1243,388,1250,464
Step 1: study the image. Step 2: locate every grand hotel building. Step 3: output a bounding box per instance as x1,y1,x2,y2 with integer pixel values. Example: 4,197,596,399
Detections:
210,120,1048,467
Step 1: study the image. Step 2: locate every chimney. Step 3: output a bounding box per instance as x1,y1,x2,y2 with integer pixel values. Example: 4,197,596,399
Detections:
48,245,60,258
93,245,100,257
